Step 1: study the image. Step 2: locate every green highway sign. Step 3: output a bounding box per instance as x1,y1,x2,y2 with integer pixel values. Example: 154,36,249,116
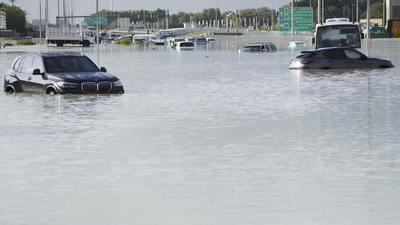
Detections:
279,7,313,32
84,16,108,25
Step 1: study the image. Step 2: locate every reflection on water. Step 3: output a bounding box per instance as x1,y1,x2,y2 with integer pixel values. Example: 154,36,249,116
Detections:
1,40,400,225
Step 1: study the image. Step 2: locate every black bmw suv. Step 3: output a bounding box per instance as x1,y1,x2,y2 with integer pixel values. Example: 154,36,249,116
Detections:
4,52,124,94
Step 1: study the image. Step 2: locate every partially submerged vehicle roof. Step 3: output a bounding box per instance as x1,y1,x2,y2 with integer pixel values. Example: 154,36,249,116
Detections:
245,42,275,46
19,52,85,57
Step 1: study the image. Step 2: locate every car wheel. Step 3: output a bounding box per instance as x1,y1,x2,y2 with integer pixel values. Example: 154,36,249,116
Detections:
5,85,15,93
46,88,57,95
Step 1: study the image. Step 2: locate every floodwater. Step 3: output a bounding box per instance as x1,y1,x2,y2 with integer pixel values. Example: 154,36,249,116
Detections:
1,39,400,225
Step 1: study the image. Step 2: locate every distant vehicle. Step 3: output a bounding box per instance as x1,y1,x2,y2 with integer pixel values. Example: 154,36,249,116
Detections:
204,32,215,35
4,52,124,94
313,18,363,49
195,36,207,44
172,41,195,50
168,37,186,47
241,42,277,52
289,47,394,70
159,28,187,39
46,25,95,47
25,36,33,39
186,36,196,43
133,34,159,44
286,41,306,48
104,33,121,42
206,37,216,43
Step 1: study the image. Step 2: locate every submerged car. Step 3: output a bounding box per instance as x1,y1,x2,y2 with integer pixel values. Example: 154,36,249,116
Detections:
172,41,195,50
4,52,124,94
289,47,395,69
241,42,278,52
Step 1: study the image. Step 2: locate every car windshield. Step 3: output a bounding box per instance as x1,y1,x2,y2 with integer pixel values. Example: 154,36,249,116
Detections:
44,56,99,73
268,44,277,51
316,24,361,48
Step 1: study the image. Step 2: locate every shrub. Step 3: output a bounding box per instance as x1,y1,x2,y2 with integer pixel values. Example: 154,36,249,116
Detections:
17,40,36,45
114,37,132,45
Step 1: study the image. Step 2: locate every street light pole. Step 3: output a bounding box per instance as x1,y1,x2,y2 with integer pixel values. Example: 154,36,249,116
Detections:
39,0,42,41
189,0,192,25
356,0,358,22
143,4,145,28
216,0,218,28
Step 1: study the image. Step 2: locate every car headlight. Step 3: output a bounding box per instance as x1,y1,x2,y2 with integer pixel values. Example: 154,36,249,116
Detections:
113,80,123,87
57,82,79,89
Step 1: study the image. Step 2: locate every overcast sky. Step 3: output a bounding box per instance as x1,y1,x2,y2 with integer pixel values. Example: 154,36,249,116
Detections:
10,0,291,22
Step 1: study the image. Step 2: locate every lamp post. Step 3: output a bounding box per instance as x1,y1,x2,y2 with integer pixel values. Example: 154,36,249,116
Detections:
356,0,358,22
215,0,218,28
189,0,191,25
256,0,258,30
143,4,145,28
39,0,41,42
352,4,354,21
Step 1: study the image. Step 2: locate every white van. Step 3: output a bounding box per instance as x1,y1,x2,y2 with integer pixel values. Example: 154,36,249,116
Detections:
133,34,159,45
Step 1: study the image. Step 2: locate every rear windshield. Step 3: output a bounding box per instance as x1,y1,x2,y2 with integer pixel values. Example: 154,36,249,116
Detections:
180,42,194,47
296,52,316,58
44,56,99,73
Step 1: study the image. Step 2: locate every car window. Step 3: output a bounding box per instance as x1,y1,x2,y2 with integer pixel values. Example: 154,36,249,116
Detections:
343,49,363,59
269,44,278,51
296,52,316,58
323,49,346,59
32,57,44,72
13,57,23,71
21,56,34,73
44,56,99,73
262,45,270,52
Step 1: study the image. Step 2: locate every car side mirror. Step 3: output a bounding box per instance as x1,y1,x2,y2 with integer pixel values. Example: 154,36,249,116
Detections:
312,37,315,44
32,68,43,75
361,55,368,60
100,67,107,72
361,33,364,39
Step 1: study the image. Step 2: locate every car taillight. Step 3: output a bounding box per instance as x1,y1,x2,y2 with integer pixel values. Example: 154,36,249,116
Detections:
300,60,315,64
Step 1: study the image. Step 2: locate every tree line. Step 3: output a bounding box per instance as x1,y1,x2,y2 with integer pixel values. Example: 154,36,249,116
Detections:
0,0,386,35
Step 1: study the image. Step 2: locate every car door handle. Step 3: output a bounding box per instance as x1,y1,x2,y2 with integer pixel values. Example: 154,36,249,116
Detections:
28,77,32,81
328,60,333,63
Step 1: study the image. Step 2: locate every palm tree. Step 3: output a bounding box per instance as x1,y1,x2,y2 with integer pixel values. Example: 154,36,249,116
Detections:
10,0,16,6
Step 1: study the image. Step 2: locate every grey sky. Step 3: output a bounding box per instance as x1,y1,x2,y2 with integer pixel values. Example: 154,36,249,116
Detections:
13,0,291,22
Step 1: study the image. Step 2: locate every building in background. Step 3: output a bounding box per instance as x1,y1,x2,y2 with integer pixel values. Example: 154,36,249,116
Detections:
0,11,6,30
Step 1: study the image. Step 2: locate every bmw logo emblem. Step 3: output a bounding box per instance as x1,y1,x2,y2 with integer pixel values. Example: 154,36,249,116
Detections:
95,79,98,81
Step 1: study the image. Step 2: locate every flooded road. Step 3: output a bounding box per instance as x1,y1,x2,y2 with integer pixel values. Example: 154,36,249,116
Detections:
1,40,400,225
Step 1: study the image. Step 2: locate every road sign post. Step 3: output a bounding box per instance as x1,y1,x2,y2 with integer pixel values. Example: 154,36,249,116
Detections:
279,7,313,32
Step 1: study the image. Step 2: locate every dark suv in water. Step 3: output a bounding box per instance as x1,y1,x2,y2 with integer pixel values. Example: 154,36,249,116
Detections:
4,52,124,94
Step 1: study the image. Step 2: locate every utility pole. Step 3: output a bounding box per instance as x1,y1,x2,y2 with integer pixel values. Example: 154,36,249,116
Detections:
39,0,42,41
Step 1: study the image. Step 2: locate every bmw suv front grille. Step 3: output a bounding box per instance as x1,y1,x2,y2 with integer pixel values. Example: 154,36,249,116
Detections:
81,81,112,93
